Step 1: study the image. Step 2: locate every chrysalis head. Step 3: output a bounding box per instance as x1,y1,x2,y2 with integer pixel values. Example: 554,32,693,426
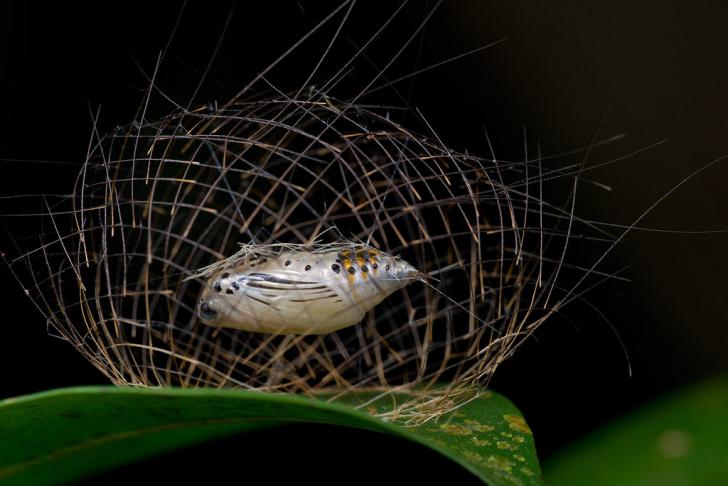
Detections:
198,300,219,324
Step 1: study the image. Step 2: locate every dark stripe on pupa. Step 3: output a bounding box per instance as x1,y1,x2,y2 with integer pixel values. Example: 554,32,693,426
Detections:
247,294,276,308
290,294,338,302
247,272,317,285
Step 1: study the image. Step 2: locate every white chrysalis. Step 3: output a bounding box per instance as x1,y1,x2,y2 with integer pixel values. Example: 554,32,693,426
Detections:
193,243,422,334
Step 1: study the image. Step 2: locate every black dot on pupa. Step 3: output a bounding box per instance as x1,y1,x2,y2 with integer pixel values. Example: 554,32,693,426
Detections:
285,260,291,266
225,289,234,295
361,265,368,272
213,282,222,292
372,263,378,270
385,264,390,271
305,264,311,271
348,266,356,275
331,263,340,273
231,282,240,290
221,272,230,279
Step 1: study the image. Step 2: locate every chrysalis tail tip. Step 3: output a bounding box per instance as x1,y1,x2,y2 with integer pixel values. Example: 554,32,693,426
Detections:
417,271,438,284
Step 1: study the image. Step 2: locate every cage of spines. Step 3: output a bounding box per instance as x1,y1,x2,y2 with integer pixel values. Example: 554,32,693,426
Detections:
10,89,598,422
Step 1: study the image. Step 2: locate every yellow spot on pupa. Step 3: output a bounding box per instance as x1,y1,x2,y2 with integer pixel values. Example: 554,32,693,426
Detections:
440,423,472,435
356,257,368,279
342,259,356,285
503,414,531,434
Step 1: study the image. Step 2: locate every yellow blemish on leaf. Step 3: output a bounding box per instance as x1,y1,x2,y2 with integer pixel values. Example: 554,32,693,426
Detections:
463,450,484,464
471,437,491,447
513,454,525,462
503,414,531,434
521,467,535,477
440,423,472,435
496,440,516,451
464,419,495,433
513,435,525,443
484,455,514,473
657,429,693,459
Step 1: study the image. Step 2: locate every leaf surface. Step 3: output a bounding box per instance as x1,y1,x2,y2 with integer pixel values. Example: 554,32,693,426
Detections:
0,386,541,485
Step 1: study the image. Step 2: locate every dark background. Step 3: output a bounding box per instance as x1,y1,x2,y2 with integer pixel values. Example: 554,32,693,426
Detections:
1,1,727,482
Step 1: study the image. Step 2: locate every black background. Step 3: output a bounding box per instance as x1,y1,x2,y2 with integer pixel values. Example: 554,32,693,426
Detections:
2,1,727,483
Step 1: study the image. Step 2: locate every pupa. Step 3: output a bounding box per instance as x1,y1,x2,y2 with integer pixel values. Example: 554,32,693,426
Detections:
194,243,422,334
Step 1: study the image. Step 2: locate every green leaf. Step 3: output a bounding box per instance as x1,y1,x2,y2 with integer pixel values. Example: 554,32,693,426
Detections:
0,386,541,485
544,376,728,486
